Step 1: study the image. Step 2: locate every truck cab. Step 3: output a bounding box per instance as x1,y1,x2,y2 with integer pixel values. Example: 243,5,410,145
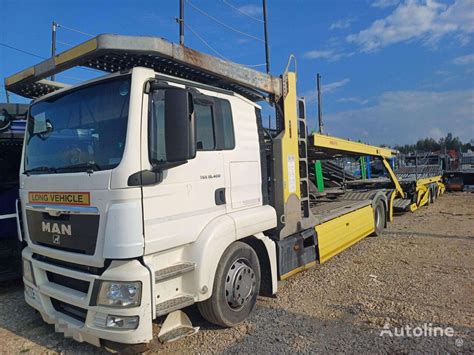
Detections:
19,66,275,346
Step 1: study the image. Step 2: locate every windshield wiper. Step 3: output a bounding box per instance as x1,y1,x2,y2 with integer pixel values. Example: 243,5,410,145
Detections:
23,166,57,175
56,162,102,174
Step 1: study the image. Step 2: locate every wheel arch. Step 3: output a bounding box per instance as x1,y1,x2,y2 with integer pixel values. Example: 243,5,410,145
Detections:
240,233,278,296
191,206,277,302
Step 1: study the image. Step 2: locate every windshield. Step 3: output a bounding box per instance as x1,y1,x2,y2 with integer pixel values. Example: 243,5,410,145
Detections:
24,76,131,174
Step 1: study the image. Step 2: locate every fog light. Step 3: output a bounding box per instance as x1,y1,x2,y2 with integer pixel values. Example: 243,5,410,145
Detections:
22,259,35,285
106,315,139,330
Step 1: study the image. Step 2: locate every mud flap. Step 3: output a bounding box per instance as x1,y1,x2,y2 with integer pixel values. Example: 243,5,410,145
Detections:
158,310,199,343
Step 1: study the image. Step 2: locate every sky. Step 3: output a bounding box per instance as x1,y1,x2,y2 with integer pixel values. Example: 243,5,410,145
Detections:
1,0,473,146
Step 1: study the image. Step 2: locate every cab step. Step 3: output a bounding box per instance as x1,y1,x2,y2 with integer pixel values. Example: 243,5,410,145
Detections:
156,296,195,317
155,262,195,282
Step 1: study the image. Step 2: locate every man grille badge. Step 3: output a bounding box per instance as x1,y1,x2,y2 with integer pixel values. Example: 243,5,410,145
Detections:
52,234,61,245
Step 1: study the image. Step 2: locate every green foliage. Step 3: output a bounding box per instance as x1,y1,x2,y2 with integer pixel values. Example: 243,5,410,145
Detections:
393,133,472,154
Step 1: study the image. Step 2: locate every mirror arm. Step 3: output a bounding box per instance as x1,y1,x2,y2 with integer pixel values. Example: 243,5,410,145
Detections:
128,169,163,187
127,161,188,187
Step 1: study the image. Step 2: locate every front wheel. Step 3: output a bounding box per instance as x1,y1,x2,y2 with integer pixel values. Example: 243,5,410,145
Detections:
197,241,261,327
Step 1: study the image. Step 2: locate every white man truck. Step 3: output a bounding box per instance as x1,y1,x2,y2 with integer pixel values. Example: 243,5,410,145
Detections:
4,34,443,348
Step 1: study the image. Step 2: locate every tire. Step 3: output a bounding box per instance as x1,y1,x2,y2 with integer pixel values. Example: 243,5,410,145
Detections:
197,241,261,327
432,186,437,202
372,201,386,236
427,189,433,205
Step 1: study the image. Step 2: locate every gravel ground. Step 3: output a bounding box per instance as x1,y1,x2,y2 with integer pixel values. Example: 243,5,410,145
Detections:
0,192,472,353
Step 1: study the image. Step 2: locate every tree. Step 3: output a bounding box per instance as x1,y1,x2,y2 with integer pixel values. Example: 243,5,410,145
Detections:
392,133,469,153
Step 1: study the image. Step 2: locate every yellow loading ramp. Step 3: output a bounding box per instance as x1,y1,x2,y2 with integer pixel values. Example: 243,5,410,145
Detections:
309,134,400,264
312,133,407,218
313,134,445,213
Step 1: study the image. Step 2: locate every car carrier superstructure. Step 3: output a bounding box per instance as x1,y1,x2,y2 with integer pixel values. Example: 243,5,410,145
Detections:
5,34,444,348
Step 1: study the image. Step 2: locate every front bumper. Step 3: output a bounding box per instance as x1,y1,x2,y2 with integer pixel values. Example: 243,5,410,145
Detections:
22,247,153,347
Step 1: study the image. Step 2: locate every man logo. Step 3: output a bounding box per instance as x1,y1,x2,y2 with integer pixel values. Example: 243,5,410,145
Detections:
42,221,72,236
53,235,61,245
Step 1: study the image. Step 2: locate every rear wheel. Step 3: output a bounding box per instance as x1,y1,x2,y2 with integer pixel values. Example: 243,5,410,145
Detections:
372,201,386,236
198,242,261,327
427,189,433,205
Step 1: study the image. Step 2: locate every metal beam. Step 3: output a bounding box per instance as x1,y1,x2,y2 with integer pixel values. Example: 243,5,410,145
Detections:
51,21,57,81
262,0,270,74
312,133,398,159
382,158,405,198
5,34,281,100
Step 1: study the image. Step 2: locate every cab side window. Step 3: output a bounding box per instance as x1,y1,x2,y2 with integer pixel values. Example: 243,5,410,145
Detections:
218,99,235,150
194,96,235,151
149,90,166,162
195,103,215,150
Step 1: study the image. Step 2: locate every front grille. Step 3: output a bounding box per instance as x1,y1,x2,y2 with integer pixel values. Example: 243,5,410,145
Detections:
47,271,90,294
51,298,87,322
36,242,87,254
26,210,100,255
32,254,109,275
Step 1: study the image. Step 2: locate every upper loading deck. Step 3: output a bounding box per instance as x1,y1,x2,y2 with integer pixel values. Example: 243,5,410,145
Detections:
4,34,282,101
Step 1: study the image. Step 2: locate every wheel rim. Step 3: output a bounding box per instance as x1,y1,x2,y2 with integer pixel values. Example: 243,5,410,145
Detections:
225,258,256,310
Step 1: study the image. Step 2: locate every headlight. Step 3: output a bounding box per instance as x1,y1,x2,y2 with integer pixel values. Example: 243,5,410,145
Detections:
22,259,35,285
97,281,142,308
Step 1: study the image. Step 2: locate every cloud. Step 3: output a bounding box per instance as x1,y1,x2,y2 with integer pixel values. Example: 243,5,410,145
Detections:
434,70,451,76
338,97,369,105
453,53,474,65
237,4,262,17
324,89,474,145
330,18,355,30
324,78,351,93
371,0,400,8
236,38,249,44
347,0,474,52
304,78,351,102
439,0,474,33
303,49,344,61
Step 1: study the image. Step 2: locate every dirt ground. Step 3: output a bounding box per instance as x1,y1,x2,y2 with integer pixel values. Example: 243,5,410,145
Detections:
0,192,472,353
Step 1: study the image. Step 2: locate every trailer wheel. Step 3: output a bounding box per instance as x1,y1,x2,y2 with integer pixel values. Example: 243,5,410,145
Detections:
372,201,386,236
427,189,433,205
432,186,437,202
198,241,261,327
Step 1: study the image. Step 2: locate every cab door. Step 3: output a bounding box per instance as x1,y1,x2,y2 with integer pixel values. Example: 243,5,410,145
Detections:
141,89,230,254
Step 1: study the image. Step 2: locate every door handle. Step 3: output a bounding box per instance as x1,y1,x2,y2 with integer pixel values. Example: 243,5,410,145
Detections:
215,188,226,205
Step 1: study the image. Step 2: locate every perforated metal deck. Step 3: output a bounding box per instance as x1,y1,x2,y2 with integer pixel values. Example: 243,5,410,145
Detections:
5,34,282,101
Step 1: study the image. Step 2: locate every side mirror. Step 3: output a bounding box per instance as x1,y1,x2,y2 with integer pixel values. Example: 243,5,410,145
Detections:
164,88,196,162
